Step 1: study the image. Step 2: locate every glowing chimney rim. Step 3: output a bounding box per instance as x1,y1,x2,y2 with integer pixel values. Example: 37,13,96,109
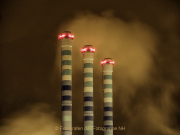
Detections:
100,59,115,65
58,33,74,40
80,46,95,53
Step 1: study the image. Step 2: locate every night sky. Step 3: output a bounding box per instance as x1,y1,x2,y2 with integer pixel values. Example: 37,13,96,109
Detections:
0,0,180,135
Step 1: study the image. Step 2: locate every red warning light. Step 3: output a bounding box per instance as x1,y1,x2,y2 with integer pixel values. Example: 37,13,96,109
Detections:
62,33,66,37
89,47,95,52
80,48,84,53
100,60,106,65
85,47,88,51
58,35,61,39
70,34,74,39
68,33,72,38
80,47,88,53
109,60,115,65
100,61,104,65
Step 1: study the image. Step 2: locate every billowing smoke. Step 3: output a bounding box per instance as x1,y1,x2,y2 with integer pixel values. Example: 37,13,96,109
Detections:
56,11,180,135
0,103,61,135
59,10,157,85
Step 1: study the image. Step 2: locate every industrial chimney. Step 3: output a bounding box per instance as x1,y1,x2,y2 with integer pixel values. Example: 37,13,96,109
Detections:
100,58,115,135
81,45,95,135
58,31,74,135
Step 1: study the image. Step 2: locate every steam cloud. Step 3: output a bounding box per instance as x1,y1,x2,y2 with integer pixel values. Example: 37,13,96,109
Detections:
0,103,61,135
57,11,180,135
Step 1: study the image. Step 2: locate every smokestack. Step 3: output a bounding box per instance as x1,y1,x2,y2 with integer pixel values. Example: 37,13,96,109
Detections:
81,45,96,135
100,58,115,135
58,31,74,135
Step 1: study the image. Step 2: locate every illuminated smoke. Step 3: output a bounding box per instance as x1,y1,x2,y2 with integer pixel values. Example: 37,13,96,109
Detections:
58,10,157,85
57,11,180,135
0,103,61,135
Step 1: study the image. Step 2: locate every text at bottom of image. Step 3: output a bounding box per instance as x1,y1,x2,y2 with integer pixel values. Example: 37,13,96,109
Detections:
55,126,125,131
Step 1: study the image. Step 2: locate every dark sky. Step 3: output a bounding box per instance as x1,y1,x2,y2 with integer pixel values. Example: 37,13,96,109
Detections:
0,0,180,135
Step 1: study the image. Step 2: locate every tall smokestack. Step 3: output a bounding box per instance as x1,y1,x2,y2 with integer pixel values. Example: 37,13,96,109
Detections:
58,31,74,135
81,45,96,135
100,58,115,135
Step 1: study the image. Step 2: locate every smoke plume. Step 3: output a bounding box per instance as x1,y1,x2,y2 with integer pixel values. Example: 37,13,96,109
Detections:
0,103,61,135
57,11,180,135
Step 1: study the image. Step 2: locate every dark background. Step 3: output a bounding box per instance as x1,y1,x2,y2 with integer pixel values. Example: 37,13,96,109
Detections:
0,0,180,134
